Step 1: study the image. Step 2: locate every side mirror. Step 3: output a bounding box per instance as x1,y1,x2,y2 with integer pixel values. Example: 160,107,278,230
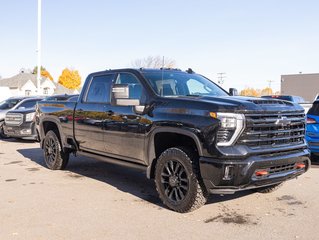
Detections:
112,84,140,106
229,88,238,96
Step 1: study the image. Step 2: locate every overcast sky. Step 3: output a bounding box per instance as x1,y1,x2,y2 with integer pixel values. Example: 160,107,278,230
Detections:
0,0,318,91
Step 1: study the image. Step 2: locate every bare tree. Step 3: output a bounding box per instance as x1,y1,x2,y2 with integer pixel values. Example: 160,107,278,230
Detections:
131,55,176,68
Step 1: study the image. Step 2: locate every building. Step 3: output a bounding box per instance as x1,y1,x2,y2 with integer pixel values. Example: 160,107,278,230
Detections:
0,71,56,96
281,73,319,102
0,71,80,97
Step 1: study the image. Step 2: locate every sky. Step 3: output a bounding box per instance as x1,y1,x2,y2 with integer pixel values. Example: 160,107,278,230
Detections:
0,0,319,92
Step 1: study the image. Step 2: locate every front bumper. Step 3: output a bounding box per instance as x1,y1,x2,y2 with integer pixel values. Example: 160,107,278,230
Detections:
4,122,38,140
199,149,310,194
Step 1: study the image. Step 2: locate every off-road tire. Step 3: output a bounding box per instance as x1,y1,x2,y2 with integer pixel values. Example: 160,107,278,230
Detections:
155,147,208,213
255,183,283,193
43,130,69,170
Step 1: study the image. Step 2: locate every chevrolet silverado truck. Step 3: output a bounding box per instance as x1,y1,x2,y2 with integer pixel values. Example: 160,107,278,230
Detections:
36,68,310,212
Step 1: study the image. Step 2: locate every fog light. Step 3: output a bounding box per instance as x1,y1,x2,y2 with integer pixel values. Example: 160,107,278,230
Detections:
295,163,306,169
223,165,233,180
255,170,269,177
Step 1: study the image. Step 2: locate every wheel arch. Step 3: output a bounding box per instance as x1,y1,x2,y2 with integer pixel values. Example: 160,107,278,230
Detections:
146,127,203,179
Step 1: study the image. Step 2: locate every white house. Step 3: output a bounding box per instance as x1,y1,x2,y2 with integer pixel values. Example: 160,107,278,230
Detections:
0,71,56,96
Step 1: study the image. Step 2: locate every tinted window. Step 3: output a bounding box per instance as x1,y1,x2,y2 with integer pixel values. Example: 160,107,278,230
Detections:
0,99,23,110
67,96,78,102
308,102,319,115
115,73,142,99
86,74,114,103
142,71,228,97
19,100,39,109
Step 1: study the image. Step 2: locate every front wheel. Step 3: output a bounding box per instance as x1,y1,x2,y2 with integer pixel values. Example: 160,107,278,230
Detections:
43,130,69,170
0,121,9,139
155,147,208,213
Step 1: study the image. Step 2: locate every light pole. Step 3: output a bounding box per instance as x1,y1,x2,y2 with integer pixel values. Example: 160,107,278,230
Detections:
37,0,42,94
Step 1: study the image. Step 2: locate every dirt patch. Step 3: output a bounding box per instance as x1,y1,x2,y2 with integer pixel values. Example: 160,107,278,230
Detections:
26,168,40,172
205,204,257,225
68,173,84,179
4,161,23,165
5,179,17,182
277,195,296,201
287,201,303,205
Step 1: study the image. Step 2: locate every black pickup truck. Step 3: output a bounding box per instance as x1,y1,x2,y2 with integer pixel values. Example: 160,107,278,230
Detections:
36,68,310,212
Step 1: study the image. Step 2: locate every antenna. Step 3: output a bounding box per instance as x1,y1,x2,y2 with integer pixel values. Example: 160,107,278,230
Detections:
161,56,164,96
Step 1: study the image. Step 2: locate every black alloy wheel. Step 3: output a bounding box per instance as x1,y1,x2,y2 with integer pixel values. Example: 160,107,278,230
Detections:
161,160,189,202
43,130,69,170
155,147,208,213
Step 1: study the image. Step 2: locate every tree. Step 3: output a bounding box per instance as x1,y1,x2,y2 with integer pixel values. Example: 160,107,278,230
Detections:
261,87,273,96
32,66,53,81
131,55,176,68
240,88,259,97
58,68,81,89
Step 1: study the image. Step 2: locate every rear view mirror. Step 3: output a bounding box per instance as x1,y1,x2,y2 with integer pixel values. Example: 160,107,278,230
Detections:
229,88,238,96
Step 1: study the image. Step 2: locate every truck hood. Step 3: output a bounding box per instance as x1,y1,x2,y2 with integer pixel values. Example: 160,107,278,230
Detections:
163,95,304,113
7,108,35,115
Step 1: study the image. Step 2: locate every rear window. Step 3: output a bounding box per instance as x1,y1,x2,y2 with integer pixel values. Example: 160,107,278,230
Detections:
308,102,319,115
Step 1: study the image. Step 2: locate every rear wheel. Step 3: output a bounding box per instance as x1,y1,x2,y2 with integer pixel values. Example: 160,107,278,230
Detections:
155,147,208,213
43,130,69,170
255,183,283,193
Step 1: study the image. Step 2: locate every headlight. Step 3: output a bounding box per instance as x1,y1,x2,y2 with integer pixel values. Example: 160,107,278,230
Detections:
25,112,36,122
211,112,245,146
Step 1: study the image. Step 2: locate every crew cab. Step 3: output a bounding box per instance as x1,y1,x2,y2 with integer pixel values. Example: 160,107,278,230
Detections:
36,68,310,212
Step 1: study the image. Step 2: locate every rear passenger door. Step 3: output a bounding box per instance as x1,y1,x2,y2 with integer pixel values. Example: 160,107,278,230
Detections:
74,73,115,153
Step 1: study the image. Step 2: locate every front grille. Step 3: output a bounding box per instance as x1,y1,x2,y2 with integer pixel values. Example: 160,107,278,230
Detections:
5,113,23,126
238,111,305,148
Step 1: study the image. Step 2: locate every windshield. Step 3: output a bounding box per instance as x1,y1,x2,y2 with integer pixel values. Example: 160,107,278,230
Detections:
142,71,228,97
0,99,22,110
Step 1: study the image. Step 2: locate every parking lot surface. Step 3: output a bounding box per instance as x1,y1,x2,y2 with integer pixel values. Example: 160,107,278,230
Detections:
1,139,319,240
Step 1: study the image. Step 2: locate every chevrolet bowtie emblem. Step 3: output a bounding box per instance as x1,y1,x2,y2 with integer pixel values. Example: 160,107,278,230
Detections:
275,116,291,127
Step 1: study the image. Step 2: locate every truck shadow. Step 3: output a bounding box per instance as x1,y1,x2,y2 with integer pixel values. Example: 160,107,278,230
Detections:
18,148,255,209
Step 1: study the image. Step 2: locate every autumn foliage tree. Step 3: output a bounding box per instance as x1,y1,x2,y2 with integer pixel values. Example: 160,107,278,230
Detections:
58,68,81,89
240,87,275,97
32,66,53,81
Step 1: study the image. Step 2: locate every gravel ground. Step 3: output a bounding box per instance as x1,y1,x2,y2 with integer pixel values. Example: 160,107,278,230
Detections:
0,139,318,240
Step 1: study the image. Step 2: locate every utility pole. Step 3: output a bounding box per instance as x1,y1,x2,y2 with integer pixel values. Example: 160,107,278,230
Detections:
217,72,226,86
37,0,42,94
267,80,274,95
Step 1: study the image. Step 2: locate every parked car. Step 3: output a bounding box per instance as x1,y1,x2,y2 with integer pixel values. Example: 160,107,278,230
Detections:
0,96,29,138
36,68,309,212
3,97,44,140
43,94,79,102
261,95,312,113
306,100,319,160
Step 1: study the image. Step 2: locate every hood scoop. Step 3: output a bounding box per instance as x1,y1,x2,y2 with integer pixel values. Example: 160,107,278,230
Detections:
247,99,293,106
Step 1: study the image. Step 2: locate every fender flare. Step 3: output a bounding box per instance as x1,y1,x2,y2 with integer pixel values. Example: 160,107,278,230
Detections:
39,116,68,149
146,127,203,179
